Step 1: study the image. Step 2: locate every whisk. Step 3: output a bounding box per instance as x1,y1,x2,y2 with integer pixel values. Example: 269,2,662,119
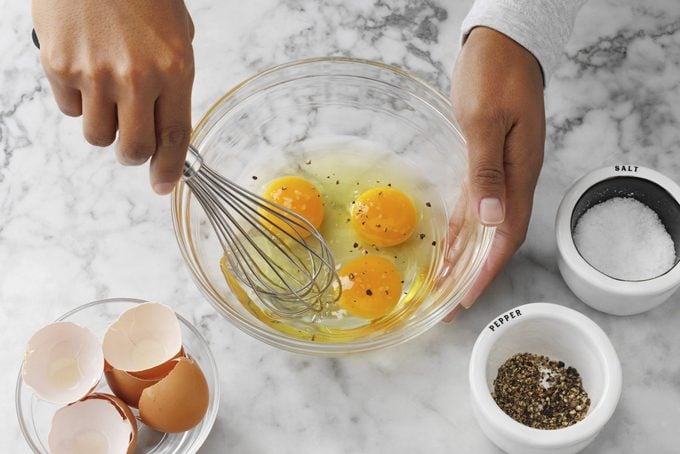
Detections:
183,145,341,318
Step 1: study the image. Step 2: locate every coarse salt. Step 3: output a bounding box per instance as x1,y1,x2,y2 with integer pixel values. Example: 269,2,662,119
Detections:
573,197,676,280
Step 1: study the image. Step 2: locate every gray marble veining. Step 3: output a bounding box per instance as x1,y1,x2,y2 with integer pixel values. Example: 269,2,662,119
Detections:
1,0,679,452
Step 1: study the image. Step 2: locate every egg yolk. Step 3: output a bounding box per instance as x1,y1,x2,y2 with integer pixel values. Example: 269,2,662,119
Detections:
261,176,324,238
338,255,403,319
350,187,417,247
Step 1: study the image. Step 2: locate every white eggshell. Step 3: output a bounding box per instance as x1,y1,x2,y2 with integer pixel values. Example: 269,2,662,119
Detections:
103,302,182,372
48,398,133,454
22,322,103,405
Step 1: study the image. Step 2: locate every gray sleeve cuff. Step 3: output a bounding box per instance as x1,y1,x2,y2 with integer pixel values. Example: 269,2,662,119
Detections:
461,0,587,83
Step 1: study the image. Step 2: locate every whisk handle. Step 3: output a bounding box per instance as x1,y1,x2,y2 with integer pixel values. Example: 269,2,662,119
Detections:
183,144,204,179
32,29,40,49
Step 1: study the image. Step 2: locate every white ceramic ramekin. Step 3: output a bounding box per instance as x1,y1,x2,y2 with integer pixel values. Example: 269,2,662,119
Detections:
555,165,680,315
469,303,622,454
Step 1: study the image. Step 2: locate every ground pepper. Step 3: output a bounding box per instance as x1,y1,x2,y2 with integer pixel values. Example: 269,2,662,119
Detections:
492,352,590,429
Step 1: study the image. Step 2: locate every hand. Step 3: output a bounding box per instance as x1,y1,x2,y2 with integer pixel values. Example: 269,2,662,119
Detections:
444,27,545,322
32,0,195,194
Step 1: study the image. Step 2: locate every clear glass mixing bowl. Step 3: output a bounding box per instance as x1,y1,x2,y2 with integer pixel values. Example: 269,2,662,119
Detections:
172,57,494,355
16,298,219,453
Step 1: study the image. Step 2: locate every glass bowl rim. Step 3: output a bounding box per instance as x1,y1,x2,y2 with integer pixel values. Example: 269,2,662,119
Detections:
15,297,220,454
171,56,495,355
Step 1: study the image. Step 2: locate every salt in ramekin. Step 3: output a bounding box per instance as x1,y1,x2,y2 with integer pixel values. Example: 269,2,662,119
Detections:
555,165,680,315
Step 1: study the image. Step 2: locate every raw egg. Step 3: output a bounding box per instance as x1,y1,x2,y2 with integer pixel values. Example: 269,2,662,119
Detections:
22,322,103,405
338,255,403,319
48,393,137,454
225,142,447,340
351,187,417,247
261,176,324,238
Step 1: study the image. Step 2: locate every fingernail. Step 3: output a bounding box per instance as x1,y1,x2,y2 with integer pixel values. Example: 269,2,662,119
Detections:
479,198,504,225
154,182,175,195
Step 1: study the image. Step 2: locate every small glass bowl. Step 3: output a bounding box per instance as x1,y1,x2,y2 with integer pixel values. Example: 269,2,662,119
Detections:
16,298,220,454
172,57,494,355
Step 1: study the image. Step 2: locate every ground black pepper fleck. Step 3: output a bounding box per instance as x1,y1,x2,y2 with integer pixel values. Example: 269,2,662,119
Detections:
492,353,590,430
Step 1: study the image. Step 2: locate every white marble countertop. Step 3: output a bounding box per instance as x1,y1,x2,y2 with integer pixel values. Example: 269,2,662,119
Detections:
2,0,679,452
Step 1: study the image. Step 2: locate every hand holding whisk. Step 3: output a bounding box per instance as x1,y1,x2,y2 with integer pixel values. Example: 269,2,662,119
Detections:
182,145,341,318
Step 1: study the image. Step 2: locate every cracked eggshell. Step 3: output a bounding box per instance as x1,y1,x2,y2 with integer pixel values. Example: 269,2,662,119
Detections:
129,346,185,380
48,393,137,454
104,347,185,408
103,302,182,374
139,357,210,433
104,360,158,409
22,322,103,405
85,393,138,452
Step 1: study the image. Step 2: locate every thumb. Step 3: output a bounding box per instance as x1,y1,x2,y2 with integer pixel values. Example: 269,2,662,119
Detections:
465,122,507,226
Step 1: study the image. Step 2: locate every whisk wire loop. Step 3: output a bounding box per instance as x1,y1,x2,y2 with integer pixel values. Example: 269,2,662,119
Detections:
189,172,314,316
182,145,341,317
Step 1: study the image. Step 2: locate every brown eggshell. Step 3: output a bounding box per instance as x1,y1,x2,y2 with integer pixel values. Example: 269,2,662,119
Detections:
105,348,186,407
129,347,185,380
84,393,138,453
139,357,209,433
105,360,160,408
103,302,183,373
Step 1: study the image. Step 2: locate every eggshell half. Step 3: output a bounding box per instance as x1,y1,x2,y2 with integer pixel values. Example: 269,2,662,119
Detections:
48,396,135,454
139,357,209,433
22,322,103,405
104,360,158,409
103,302,182,373
104,348,185,408
86,393,138,453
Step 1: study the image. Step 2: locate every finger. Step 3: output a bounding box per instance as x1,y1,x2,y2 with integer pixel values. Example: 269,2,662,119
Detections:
459,230,517,309
460,120,543,309
436,186,470,287
180,2,195,41
150,81,193,194
188,14,195,41
46,77,82,117
116,91,157,166
81,89,117,147
464,120,507,226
